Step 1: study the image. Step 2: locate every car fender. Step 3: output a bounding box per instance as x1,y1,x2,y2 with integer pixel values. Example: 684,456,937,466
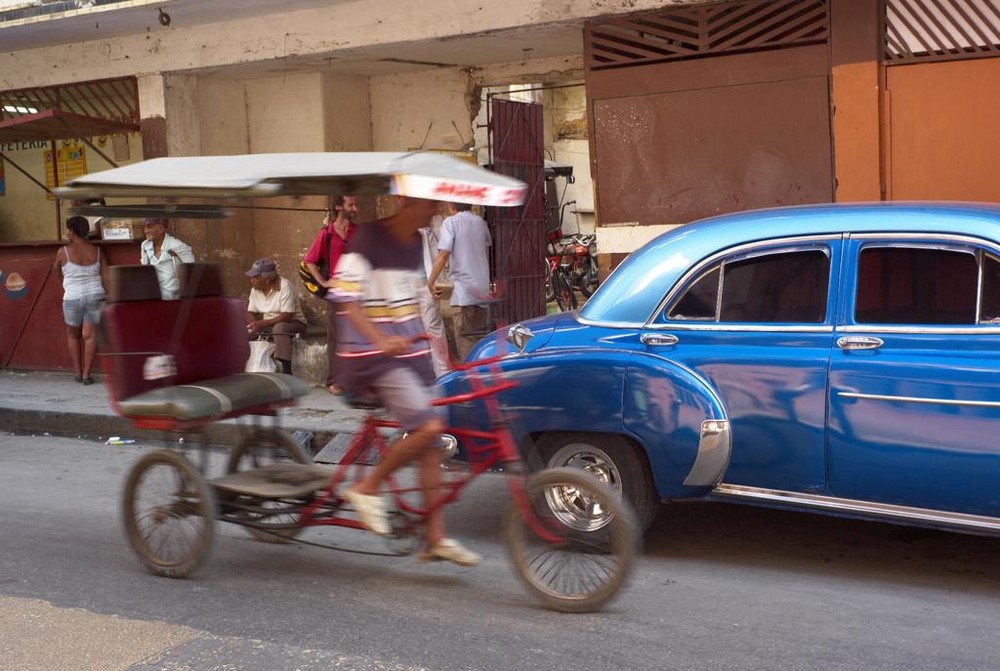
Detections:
623,352,731,498
442,347,632,445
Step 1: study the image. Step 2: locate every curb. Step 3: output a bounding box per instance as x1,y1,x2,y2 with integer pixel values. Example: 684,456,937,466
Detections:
1,407,338,453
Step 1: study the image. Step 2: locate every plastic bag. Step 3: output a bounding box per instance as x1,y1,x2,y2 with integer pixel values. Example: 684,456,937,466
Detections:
245,339,278,373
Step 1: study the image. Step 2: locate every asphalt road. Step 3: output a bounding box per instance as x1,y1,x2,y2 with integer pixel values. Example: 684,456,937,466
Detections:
2,434,999,670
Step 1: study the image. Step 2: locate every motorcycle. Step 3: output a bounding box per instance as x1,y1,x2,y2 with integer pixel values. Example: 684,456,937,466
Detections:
544,228,599,311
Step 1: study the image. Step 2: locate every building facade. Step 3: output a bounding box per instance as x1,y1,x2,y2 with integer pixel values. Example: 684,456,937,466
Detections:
2,0,998,370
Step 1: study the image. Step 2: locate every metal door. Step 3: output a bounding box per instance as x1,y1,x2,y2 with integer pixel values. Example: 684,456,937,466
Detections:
488,97,546,324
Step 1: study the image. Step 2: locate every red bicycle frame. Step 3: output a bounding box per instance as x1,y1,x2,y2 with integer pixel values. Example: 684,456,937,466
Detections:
289,354,559,541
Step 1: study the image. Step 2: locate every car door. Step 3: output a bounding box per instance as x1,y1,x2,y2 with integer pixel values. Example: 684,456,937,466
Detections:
828,235,1000,517
626,237,841,492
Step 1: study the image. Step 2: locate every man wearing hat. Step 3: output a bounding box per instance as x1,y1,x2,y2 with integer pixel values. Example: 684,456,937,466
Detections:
139,218,195,299
245,258,307,375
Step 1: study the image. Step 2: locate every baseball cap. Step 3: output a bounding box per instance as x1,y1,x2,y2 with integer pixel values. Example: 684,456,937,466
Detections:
245,258,277,277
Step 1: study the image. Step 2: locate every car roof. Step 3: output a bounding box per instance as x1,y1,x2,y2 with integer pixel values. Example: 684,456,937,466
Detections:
581,201,1000,324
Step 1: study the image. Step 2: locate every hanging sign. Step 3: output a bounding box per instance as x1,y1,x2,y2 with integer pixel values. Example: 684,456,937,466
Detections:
45,144,88,198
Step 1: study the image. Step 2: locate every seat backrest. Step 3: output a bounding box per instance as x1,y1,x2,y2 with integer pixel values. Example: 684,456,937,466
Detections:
100,263,249,402
178,263,225,298
106,265,162,303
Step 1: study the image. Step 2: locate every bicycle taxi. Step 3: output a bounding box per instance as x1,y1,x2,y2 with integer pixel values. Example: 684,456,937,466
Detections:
58,152,639,612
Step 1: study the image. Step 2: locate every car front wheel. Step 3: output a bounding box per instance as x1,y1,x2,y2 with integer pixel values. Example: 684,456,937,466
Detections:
535,432,660,532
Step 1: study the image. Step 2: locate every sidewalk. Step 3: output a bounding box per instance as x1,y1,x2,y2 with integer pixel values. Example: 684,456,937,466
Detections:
0,370,370,456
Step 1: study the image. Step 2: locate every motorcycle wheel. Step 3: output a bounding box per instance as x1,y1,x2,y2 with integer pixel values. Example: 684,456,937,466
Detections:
579,257,599,298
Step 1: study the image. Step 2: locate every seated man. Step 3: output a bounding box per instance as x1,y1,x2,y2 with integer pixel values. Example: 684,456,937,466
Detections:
245,258,307,374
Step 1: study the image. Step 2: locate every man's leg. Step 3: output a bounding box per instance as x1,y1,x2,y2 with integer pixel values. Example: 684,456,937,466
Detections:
415,284,449,376
326,302,340,392
453,305,488,362
345,367,442,535
272,321,306,374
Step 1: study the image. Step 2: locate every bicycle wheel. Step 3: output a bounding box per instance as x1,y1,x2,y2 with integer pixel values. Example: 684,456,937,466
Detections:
122,449,216,578
504,467,639,613
224,428,310,543
553,270,577,312
544,259,556,303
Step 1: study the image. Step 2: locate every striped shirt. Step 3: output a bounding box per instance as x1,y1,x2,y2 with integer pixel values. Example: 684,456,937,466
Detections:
327,218,434,391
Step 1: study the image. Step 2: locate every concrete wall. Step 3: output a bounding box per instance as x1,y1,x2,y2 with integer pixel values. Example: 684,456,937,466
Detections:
0,0,664,90
370,68,473,151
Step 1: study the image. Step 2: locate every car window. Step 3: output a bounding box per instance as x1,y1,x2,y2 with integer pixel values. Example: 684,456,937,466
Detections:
980,254,1000,323
854,247,980,325
668,249,829,323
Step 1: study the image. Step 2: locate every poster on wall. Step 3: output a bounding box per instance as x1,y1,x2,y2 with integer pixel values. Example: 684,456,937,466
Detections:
44,144,87,199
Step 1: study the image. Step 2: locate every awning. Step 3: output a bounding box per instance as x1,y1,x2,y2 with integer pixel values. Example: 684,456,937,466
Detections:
0,108,139,144
56,152,528,206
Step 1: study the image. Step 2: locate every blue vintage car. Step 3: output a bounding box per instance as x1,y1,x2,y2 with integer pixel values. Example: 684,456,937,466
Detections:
442,202,1000,533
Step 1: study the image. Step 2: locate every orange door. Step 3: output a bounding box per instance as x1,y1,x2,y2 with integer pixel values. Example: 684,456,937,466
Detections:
886,58,1000,202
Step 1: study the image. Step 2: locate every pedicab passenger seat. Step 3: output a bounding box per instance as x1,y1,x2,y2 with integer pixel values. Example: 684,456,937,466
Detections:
100,263,309,430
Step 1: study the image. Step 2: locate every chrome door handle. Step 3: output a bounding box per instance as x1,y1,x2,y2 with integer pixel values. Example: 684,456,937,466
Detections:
641,333,679,346
837,336,884,351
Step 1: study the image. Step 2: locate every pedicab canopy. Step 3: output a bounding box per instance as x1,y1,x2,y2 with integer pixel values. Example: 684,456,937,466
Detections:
55,151,527,207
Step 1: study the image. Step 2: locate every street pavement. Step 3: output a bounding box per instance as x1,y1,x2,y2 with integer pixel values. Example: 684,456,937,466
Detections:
0,369,368,455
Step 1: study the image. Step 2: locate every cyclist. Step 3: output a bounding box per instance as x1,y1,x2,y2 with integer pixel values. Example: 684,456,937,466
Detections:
330,195,481,567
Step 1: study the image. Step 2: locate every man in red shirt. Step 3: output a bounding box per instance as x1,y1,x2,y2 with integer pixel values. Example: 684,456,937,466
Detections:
303,195,358,394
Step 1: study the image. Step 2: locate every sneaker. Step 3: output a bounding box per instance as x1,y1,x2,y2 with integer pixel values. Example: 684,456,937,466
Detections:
343,488,389,536
418,538,481,567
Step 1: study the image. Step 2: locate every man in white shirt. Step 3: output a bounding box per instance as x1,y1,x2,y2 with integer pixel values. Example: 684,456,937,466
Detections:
428,202,492,361
245,258,307,375
139,218,195,299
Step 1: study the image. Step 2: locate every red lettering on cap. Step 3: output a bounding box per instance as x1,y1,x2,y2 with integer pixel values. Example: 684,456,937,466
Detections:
432,182,489,200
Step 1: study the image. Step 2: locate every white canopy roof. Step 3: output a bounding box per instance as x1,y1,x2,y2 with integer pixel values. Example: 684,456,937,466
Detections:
56,151,527,206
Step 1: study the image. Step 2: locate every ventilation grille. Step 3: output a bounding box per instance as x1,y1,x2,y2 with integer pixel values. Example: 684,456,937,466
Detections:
586,0,828,71
0,77,139,124
885,0,1000,62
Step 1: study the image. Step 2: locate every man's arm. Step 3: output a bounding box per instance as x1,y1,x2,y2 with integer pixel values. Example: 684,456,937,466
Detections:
247,311,295,333
303,228,331,285
304,262,328,286
428,249,451,299
173,239,195,263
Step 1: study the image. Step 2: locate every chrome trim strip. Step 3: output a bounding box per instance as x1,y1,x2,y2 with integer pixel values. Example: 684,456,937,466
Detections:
838,391,1000,408
849,232,1000,249
683,420,731,486
838,324,1000,334
575,315,644,328
653,323,833,333
711,484,1000,531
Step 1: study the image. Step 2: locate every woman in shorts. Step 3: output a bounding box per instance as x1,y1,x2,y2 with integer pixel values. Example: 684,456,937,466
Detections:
54,216,108,384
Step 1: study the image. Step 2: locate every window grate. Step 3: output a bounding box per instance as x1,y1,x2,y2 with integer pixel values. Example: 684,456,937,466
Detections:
586,0,828,71
0,76,138,125
885,0,1000,62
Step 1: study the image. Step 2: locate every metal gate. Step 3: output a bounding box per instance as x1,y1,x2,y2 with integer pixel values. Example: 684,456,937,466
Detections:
488,97,546,324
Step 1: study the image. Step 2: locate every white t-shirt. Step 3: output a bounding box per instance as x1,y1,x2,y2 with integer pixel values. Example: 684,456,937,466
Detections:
140,234,194,299
437,210,491,307
247,276,306,323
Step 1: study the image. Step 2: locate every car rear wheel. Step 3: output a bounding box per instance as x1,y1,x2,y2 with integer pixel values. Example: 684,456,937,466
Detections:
535,432,659,532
